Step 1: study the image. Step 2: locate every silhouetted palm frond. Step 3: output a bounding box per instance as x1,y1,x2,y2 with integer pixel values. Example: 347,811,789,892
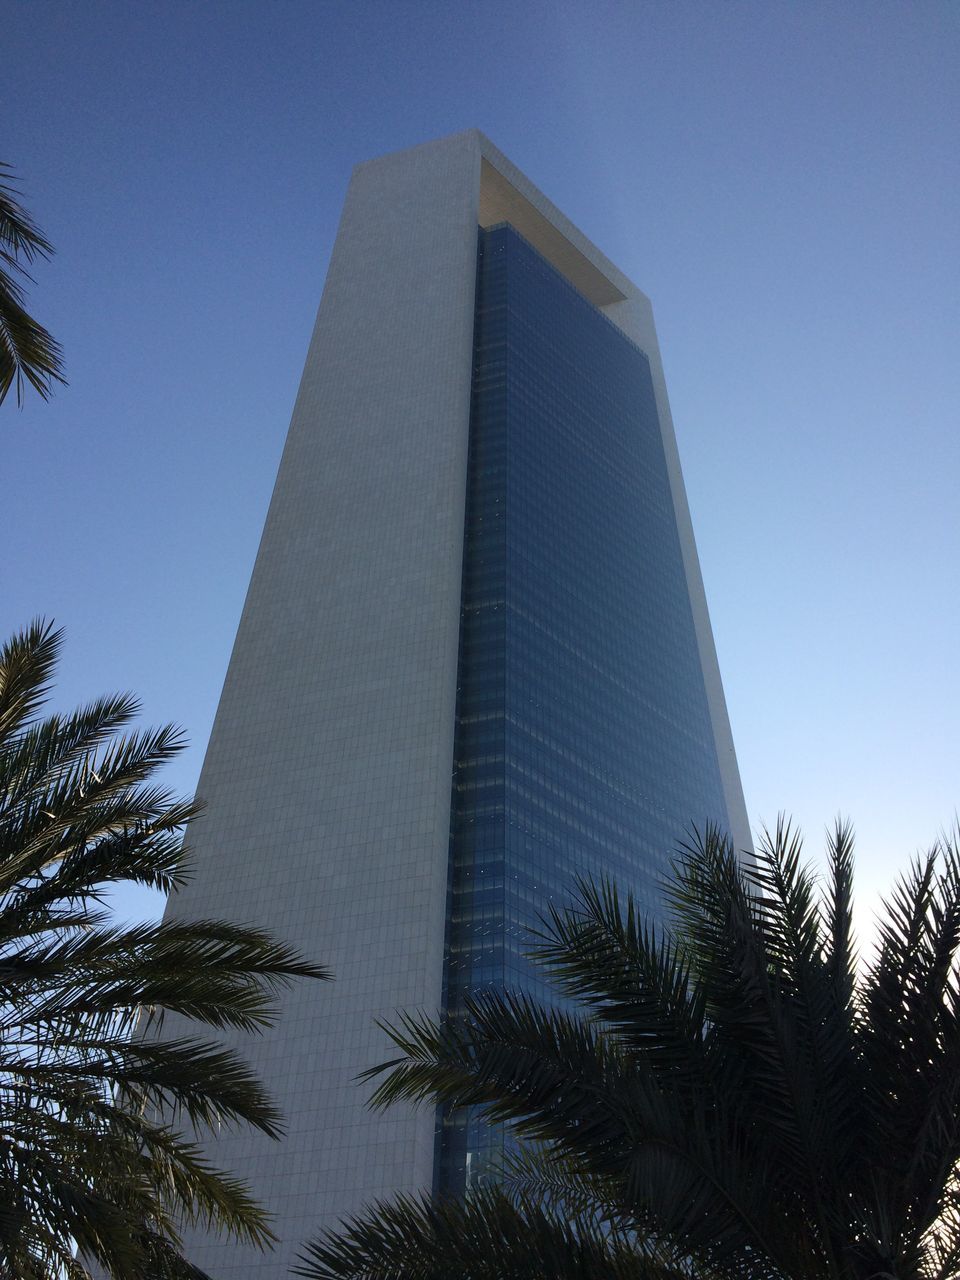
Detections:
304,820,960,1279
296,1185,694,1280
0,620,330,1277
0,164,66,407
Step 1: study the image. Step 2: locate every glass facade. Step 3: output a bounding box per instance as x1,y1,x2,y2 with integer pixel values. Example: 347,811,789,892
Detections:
438,224,731,1192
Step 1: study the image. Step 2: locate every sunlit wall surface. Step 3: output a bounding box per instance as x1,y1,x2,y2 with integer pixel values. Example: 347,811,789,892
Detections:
439,225,731,1191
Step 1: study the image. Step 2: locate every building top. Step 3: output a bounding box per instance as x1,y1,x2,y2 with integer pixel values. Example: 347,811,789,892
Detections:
354,128,646,314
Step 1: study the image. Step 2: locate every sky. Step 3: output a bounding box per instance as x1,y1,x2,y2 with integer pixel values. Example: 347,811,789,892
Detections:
3,0,958,951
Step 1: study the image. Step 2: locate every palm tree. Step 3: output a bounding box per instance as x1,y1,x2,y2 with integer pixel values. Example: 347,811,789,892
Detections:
1,162,67,407
300,820,960,1280
0,620,329,1278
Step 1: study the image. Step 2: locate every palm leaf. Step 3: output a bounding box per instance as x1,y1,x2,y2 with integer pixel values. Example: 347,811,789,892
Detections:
296,1186,689,1280
0,620,329,1275
318,820,960,1279
0,163,66,407
0,620,62,741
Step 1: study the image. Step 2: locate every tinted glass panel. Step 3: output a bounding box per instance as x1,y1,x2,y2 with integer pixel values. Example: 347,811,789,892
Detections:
439,225,730,1192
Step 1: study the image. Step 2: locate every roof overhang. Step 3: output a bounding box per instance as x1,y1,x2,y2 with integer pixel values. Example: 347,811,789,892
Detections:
478,158,626,308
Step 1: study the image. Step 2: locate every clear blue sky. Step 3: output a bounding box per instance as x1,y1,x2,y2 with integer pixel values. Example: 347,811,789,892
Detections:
3,1,958,948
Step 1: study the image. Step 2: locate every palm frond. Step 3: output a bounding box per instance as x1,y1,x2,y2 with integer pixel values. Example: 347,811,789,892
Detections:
823,817,857,1010
0,163,66,407
0,620,62,742
533,877,710,1093
0,693,141,811
0,620,328,1275
858,833,960,1249
7,917,328,1031
324,820,960,1279
296,1186,687,1280
367,990,641,1160
0,162,55,264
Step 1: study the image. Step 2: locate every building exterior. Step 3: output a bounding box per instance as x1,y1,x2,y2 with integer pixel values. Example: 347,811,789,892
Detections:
163,130,750,1275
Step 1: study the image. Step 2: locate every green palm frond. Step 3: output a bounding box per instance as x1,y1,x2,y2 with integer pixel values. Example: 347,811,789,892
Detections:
0,165,66,408
315,820,960,1280
0,620,62,739
501,1140,626,1233
296,1186,690,1280
823,818,857,1010
366,989,647,1168
533,876,710,1089
0,621,329,1277
858,833,960,1256
8,917,322,1033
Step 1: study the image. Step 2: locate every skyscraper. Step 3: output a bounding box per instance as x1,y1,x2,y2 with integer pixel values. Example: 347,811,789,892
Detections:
164,130,750,1276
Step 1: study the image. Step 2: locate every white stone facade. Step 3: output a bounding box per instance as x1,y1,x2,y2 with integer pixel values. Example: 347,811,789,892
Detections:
162,131,750,1275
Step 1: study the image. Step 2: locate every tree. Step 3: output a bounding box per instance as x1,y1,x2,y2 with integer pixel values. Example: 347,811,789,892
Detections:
1,163,66,407
0,620,329,1278
300,821,960,1280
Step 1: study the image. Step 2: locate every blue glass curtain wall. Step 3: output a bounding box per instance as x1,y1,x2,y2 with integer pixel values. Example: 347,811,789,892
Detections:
438,225,731,1193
